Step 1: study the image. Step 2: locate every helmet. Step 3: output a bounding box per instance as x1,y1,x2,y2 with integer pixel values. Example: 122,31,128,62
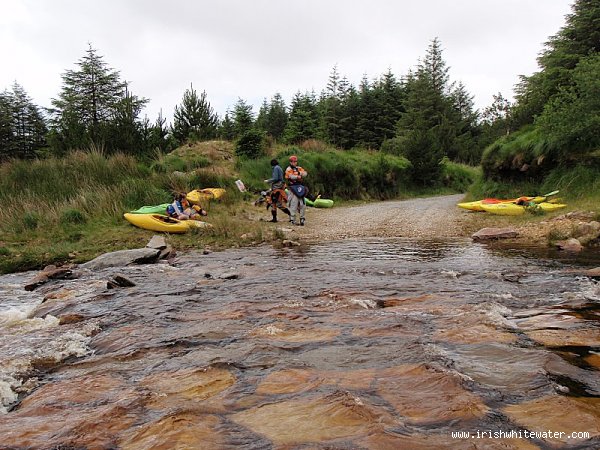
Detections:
289,155,298,162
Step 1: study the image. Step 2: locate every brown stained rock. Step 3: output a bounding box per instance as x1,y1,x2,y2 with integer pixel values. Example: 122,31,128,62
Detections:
120,413,223,450
58,313,87,325
434,324,518,345
472,227,518,241
0,374,139,449
513,313,583,331
251,323,339,342
352,323,421,339
256,368,376,396
231,391,393,445
376,364,488,424
585,353,600,369
24,266,79,291
503,396,600,445
527,328,600,347
555,238,584,252
140,367,235,411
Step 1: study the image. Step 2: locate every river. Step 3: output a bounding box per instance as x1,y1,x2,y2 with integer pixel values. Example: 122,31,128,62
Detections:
0,238,599,449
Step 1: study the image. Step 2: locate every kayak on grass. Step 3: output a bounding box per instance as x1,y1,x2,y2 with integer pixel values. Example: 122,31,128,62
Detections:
129,203,170,215
123,213,211,233
187,188,226,204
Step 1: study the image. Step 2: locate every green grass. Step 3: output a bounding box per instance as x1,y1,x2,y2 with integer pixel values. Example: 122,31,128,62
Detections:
0,140,483,274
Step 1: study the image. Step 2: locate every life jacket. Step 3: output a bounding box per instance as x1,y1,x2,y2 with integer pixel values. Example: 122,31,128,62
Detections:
285,165,306,185
166,200,184,217
288,184,309,198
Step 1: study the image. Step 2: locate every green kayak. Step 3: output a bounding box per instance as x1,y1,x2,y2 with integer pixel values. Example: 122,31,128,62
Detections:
130,203,169,214
305,198,334,208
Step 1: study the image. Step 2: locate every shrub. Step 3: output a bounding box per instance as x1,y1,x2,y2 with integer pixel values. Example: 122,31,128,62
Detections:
236,130,265,159
23,212,40,230
60,208,87,225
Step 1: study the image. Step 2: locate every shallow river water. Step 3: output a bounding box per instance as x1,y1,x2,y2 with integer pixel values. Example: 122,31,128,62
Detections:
0,238,599,449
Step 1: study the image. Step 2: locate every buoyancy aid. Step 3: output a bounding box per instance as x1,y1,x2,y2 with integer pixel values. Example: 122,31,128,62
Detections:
285,165,307,185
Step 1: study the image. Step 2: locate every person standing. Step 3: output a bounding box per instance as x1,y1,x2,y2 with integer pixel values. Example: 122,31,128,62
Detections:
263,159,289,223
285,155,308,226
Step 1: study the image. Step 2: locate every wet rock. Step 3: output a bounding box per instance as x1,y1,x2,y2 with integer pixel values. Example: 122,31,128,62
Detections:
256,368,376,396
585,353,600,369
472,227,518,241
573,221,600,239
527,328,600,347
443,344,555,395
563,267,600,278
107,274,136,289
231,391,394,445
252,323,339,343
555,238,583,252
503,396,600,445
0,374,139,449
58,313,87,325
140,367,235,411
158,245,175,260
282,239,301,247
219,272,240,280
119,413,224,449
24,265,79,291
81,248,160,270
146,235,167,250
376,364,488,424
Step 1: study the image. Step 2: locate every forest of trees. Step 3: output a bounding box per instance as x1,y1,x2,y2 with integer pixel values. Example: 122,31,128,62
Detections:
1,0,597,187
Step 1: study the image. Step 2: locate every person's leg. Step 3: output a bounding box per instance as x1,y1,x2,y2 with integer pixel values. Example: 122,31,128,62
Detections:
288,194,298,224
299,198,306,225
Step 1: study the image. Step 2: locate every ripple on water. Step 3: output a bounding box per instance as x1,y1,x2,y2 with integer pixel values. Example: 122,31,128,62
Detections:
1,239,600,448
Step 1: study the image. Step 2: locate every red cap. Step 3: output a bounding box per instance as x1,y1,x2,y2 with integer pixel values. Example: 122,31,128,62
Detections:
289,155,298,162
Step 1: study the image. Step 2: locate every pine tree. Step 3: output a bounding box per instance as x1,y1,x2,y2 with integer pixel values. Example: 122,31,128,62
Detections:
0,83,47,160
395,38,456,184
172,84,218,143
512,0,600,126
284,92,319,144
51,45,127,150
266,93,288,141
232,98,254,138
218,110,235,140
320,65,342,146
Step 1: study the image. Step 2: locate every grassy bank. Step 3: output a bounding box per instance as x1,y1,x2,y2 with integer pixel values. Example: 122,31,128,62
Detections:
0,140,478,274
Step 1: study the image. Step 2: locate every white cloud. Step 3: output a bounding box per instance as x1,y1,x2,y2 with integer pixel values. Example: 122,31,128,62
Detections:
0,0,573,122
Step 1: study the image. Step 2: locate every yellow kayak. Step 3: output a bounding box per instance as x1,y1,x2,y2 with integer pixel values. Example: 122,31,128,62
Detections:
186,188,226,204
480,202,567,216
458,195,552,212
124,213,211,233
480,203,526,215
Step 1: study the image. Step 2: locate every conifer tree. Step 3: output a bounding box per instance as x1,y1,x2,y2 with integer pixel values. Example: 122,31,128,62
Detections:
232,98,254,138
51,45,127,150
284,92,319,144
172,84,218,143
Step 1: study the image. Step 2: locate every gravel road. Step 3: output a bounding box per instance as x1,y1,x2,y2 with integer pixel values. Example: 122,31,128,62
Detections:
292,194,471,241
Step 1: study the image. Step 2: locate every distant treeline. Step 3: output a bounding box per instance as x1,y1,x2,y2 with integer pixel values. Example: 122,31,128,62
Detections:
0,36,508,185
1,0,597,188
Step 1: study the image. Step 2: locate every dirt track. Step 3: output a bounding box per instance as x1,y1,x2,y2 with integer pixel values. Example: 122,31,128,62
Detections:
292,194,472,241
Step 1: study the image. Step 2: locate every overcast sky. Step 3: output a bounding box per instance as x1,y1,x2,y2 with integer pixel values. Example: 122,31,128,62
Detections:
1,0,573,123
